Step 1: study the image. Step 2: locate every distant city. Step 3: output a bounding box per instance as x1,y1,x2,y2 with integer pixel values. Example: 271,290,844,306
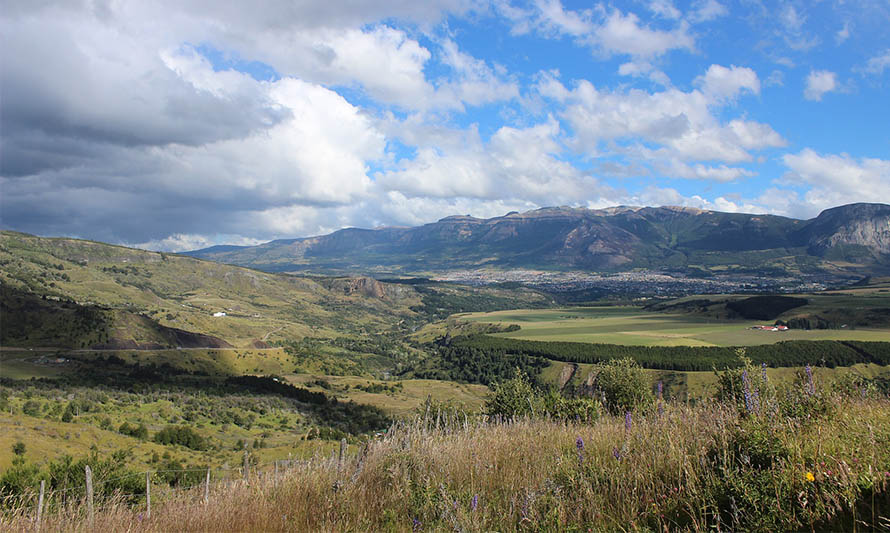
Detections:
433,269,837,296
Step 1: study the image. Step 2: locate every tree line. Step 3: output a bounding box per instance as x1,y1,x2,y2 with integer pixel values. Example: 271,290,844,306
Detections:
447,336,890,371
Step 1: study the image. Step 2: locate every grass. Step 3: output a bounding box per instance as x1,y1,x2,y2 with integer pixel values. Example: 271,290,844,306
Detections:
5,394,889,532
460,307,890,347
286,375,488,416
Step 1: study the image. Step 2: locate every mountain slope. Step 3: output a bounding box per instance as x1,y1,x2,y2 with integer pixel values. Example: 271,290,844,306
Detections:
0,231,553,349
186,203,890,276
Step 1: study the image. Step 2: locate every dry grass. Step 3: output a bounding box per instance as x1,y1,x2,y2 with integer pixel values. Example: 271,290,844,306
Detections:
4,396,890,532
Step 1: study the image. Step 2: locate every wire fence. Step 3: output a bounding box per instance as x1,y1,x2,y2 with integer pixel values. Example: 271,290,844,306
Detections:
1,452,322,527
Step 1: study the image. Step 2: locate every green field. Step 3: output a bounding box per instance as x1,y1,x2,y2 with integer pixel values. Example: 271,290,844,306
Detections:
460,307,890,347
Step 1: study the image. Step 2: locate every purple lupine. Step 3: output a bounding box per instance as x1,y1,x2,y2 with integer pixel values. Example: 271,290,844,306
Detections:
657,402,664,418
805,364,814,395
761,362,768,383
576,436,585,466
471,494,478,512
413,517,422,532
625,411,632,432
657,381,663,401
612,447,621,461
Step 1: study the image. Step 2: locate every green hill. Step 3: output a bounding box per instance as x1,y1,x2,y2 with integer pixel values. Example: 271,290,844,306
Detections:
0,231,552,351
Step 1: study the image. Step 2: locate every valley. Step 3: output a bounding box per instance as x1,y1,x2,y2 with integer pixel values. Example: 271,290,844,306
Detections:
2,225,890,531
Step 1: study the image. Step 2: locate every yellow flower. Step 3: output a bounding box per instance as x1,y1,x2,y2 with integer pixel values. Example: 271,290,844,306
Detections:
806,472,815,482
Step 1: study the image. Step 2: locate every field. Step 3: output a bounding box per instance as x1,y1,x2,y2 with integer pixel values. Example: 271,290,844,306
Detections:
459,307,890,347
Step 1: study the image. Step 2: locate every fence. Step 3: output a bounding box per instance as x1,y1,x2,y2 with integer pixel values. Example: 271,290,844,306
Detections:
3,438,354,531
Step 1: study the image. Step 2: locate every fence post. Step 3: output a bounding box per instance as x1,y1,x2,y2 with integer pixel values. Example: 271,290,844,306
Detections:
204,469,210,504
243,442,249,482
84,465,94,528
339,438,347,470
145,471,151,520
36,479,45,531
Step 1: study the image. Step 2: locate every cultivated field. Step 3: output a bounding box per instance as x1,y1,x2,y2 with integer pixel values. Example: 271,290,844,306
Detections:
460,307,890,347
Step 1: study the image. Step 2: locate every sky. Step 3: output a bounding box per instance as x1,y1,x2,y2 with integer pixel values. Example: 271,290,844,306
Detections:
1,0,889,252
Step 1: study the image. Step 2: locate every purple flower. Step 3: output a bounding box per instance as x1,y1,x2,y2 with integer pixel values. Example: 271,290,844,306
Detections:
612,447,621,461
625,411,632,432
805,364,814,395
657,381,663,400
761,362,768,383
576,436,584,451
471,494,478,512
413,517,422,532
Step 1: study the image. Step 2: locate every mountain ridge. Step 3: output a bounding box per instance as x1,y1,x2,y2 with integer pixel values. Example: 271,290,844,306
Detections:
185,203,890,277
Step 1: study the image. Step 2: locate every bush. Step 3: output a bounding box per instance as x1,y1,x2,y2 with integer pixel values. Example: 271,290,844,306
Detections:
154,425,208,451
485,370,542,418
588,358,654,414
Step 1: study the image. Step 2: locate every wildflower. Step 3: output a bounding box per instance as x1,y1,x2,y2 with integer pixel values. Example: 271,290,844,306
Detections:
471,494,478,512
805,364,814,395
805,472,815,482
657,381,663,401
413,517,422,532
576,436,585,465
625,411,632,432
612,447,621,461
761,362,768,383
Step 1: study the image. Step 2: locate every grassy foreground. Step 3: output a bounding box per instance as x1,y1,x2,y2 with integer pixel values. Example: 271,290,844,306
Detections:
4,395,889,532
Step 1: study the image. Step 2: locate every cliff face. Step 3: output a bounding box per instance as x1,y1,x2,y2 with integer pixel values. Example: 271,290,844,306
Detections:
802,203,890,257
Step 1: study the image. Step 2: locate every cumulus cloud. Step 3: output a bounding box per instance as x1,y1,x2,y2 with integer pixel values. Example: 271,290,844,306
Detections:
539,66,783,164
781,149,890,212
804,70,838,101
500,1,694,60
695,64,760,102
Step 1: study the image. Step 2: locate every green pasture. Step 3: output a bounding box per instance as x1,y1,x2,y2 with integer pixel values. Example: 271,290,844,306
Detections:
461,307,890,347
286,375,488,416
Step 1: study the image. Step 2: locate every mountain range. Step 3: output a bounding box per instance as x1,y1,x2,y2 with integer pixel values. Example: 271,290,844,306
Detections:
187,203,890,277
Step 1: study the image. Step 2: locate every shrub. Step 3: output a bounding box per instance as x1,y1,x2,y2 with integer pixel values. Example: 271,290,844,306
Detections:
484,369,543,418
589,357,654,414
153,425,208,451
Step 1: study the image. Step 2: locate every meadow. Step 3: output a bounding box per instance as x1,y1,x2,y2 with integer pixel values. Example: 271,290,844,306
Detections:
4,388,889,532
459,307,890,346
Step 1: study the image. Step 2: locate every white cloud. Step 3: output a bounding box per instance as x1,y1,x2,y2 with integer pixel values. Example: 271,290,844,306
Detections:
804,70,838,101
660,159,755,182
134,233,265,253
835,22,851,44
593,9,694,58
544,66,783,164
862,49,890,76
376,117,609,205
501,2,694,60
782,149,890,213
779,4,819,51
688,0,728,23
695,64,760,102
648,0,681,20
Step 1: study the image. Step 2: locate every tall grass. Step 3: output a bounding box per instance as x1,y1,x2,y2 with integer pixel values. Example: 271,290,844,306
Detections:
3,394,889,532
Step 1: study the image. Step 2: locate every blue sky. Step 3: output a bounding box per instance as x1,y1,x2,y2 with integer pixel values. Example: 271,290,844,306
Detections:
1,0,888,251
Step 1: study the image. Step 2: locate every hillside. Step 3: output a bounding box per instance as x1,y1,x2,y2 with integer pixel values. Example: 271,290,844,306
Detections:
0,231,552,350
186,203,890,277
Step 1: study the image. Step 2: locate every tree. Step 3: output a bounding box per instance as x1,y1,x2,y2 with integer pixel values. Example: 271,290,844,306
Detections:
12,441,26,456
